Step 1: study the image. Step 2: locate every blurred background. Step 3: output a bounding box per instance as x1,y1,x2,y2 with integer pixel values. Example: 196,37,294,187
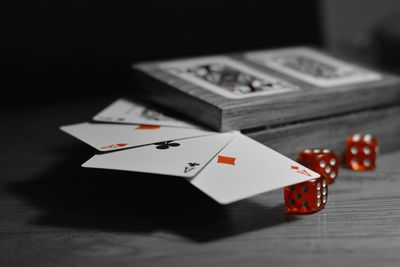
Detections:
3,0,400,107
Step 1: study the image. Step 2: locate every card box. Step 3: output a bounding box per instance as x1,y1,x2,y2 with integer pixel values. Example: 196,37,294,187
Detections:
132,47,400,132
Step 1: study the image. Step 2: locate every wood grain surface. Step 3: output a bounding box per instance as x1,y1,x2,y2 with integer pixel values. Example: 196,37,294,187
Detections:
133,49,400,131
1,98,400,267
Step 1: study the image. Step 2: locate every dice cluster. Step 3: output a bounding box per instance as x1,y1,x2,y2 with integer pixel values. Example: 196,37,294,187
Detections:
284,133,378,215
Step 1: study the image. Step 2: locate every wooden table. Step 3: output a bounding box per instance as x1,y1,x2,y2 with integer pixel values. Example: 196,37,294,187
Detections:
1,97,400,266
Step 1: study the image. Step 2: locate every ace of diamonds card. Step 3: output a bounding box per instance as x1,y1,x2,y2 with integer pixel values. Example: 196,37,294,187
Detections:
132,47,400,132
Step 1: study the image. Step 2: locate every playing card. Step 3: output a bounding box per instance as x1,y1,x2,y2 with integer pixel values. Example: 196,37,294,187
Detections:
60,122,217,152
160,56,299,99
93,98,199,128
82,132,236,177
190,132,320,204
245,47,381,87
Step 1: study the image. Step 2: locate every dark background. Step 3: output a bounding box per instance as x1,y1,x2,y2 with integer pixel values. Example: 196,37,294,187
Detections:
2,1,322,107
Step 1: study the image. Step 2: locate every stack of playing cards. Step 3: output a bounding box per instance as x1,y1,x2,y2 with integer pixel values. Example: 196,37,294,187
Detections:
61,99,319,204
132,46,400,156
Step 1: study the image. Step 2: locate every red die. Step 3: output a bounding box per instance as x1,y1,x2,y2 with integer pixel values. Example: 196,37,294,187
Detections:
345,134,378,171
284,175,328,214
297,149,339,184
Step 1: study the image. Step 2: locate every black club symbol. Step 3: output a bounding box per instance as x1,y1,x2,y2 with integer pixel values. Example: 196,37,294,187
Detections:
155,141,181,150
184,162,200,173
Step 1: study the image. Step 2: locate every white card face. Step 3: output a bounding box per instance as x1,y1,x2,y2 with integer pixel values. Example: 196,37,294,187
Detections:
60,122,217,151
93,99,199,129
190,133,320,204
245,47,381,87
82,132,236,178
159,56,299,99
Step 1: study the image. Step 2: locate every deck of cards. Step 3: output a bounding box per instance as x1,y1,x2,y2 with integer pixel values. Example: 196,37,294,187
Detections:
61,99,319,204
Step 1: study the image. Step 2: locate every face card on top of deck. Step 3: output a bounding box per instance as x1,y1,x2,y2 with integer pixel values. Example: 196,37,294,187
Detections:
159,56,299,99
245,47,381,87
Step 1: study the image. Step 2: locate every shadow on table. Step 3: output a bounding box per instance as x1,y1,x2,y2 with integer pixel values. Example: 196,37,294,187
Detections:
8,144,297,243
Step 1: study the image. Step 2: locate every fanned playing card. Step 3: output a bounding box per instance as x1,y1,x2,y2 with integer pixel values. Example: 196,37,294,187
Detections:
60,122,216,151
190,132,320,204
82,132,236,177
93,98,199,128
